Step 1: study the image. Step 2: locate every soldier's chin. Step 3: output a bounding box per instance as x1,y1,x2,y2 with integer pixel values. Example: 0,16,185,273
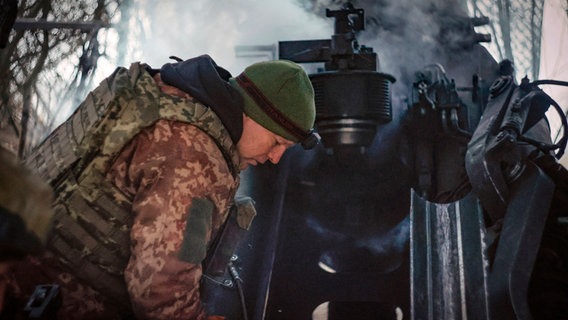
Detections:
239,161,251,170
239,159,259,170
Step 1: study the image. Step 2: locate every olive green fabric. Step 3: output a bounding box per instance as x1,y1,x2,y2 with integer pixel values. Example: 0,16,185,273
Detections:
228,60,316,141
179,198,214,264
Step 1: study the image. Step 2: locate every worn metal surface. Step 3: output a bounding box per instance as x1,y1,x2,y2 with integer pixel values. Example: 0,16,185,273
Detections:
487,162,554,320
411,192,489,320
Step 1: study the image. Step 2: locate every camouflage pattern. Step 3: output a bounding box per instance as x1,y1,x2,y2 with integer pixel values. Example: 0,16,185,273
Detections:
8,63,241,319
110,120,238,319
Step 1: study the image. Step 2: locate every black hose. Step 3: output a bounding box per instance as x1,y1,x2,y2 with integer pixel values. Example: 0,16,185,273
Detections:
550,98,568,159
529,80,568,159
229,263,248,320
531,79,568,87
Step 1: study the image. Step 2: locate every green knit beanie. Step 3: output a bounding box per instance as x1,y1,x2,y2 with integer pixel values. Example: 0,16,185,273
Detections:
229,60,316,143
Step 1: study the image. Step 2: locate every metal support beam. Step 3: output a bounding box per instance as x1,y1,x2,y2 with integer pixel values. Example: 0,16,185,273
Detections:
411,191,489,320
13,18,109,31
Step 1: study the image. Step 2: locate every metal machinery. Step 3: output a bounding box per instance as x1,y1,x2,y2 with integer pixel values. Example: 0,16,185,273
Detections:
218,2,568,319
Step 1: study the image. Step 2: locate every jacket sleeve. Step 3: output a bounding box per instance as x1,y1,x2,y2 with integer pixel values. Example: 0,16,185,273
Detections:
108,119,235,319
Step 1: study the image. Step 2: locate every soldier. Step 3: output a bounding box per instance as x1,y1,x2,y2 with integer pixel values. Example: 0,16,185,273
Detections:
3,55,318,319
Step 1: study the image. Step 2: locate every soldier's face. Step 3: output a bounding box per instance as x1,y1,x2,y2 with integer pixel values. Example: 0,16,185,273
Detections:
237,114,294,170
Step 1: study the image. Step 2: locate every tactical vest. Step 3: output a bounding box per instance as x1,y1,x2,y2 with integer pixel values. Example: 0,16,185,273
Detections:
24,62,240,314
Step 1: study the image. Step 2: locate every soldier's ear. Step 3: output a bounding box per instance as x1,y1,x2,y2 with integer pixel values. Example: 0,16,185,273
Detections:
241,113,252,128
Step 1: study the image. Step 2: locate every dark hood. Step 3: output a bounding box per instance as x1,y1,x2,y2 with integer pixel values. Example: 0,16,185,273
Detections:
160,55,244,143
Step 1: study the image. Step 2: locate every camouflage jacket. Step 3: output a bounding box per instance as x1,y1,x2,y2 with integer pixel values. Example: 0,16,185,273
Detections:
8,64,241,319
110,119,240,319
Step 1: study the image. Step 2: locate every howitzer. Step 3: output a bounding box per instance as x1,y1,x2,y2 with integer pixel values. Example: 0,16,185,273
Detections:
410,60,568,319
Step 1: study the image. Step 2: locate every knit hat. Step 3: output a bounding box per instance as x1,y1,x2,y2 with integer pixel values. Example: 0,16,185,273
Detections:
229,60,317,147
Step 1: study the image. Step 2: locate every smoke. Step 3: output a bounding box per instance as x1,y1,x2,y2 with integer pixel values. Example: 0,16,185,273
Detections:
111,0,333,76
360,215,410,255
308,214,410,273
298,0,470,86
97,0,478,95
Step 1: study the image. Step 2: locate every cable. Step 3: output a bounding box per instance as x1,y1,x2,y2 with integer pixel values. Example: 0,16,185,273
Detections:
229,262,248,320
549,98,568,159
530,79,568,87
529,79,568,159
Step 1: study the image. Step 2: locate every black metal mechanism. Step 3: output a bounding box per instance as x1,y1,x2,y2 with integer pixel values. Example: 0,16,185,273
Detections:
225,2,568,320
437,15,492,51
406,58,494,320
464,72,565,319
279,2,395,151
466,74,557,223
407,50,568,320
405,63,476,202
